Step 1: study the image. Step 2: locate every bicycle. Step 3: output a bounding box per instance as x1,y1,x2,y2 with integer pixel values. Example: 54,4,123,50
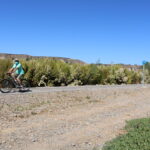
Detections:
0,73,30,93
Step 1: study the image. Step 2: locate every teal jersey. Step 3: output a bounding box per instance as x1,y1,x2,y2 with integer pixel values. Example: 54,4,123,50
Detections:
12,62,24,75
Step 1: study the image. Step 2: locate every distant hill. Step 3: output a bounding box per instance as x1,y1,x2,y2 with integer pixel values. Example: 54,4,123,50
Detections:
0,53,142,70
0,53,86,64
101,64,142,71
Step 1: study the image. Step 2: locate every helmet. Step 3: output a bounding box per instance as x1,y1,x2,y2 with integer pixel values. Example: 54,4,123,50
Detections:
14,58,19,62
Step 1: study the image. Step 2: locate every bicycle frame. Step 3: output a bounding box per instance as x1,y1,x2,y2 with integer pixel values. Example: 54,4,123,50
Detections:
6,74,19,88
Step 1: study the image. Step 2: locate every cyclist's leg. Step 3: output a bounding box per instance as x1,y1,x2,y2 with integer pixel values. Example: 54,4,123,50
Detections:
11,73,18,82
16,74,23,86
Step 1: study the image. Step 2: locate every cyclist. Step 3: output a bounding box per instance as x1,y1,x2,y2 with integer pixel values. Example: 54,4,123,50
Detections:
8,59,25,87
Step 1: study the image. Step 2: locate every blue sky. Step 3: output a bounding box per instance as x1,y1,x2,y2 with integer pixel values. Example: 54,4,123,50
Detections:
0,0,149,64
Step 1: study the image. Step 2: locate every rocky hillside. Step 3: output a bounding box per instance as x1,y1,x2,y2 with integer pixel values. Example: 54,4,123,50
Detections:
0,53,142,70
0,53,86,64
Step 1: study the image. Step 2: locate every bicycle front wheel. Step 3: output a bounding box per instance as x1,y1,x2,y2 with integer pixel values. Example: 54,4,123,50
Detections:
0,79,13,93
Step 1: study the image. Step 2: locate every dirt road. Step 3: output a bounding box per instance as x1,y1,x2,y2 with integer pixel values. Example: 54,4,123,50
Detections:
1,85,150,150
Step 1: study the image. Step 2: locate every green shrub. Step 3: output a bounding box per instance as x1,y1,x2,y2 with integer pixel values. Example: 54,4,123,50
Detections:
0,59,12,78
102,118,150,150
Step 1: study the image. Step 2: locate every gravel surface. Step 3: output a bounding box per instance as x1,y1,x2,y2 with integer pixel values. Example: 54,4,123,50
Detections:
0,85,150,150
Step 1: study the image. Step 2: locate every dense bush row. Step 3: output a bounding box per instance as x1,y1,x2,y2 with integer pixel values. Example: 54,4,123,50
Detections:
0,59,143,86
144,62,150,83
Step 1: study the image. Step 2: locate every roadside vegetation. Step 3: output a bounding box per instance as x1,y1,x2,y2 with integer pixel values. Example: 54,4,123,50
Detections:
0,59,146,87
102,118,150,150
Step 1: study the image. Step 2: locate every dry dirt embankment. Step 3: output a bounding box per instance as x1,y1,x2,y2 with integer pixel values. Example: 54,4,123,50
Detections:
1,85,150,150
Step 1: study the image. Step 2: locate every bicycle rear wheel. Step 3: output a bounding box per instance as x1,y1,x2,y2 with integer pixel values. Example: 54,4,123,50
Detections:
21,79,30,90
0,79,13,93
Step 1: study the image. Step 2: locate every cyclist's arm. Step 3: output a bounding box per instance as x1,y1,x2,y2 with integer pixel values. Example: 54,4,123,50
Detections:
12,68,18,73
8,68,14,73
8,64,17,73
